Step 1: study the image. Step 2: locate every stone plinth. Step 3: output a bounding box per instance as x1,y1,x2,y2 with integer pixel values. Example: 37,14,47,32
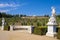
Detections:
46,25,57,37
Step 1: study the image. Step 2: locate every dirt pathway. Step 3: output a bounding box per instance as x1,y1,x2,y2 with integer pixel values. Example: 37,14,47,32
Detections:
0,31,58,40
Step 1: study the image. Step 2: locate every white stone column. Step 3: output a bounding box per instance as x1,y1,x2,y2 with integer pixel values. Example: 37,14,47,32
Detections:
28,26,32,34
28,26,34,34
46,7,57,37
1,18,5,30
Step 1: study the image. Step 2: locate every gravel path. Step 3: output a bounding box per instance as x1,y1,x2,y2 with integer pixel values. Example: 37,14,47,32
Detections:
0,31,58,40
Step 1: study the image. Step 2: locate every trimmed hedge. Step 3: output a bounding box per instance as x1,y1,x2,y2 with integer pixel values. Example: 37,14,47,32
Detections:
33,27,47,35
4,25,8,30
57,27,60,39
4,23,10,31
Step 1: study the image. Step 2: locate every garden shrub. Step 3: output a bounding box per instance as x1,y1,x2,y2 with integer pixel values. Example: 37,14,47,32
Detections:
40,28,47,35
33,27,47,35
33,27,42,35
57,27,60,39
4,25,8,30
56,27,60,32
4,23,9,31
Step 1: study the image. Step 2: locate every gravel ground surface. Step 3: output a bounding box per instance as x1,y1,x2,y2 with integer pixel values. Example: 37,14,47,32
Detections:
0,31,58,40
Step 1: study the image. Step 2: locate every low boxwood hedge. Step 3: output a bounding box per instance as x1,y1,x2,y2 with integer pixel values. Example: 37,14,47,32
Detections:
4,25,9,30
57,27,60,39
4,23,10,31
33,27,47,35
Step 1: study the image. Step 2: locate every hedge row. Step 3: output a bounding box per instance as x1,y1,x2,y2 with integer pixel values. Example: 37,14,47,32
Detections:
33,27,60,37
4,24,10,31
57,27,60,39
33,27,47,35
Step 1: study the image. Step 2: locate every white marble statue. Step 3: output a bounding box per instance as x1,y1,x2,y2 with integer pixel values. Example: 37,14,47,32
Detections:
51,7,56,17
1,18,5,30
46,7,57,37
47,7,57,25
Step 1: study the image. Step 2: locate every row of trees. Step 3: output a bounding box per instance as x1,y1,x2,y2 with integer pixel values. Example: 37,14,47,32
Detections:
0,12,13,18
0,12,60,18
0,12,27,18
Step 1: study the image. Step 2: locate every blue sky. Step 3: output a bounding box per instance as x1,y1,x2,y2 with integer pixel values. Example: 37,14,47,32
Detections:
0,0,60,16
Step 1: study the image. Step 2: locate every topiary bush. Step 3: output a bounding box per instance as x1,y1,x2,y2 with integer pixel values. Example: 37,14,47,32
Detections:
33,27,47,35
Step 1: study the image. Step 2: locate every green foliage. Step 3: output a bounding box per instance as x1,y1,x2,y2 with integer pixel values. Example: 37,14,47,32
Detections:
0,18,2,26
57,27,60,39
20,14,26,17
56,17,60,26
57,15,60,18
44,15,49,17
0,12,13,18
0,13,2,18
33,27,47,35
0,12,27,18
33,27,42,35
0,12,49,26
0,12,60,32
4,23,9,30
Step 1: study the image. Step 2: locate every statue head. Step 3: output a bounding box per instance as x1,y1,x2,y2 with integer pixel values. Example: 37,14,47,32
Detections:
51,7,55,14
51,6,56,17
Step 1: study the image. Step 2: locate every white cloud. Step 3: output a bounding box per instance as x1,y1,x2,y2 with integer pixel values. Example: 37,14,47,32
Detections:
0,8,18,12
0,3,27,12
0,10,9,12
0,3,20,7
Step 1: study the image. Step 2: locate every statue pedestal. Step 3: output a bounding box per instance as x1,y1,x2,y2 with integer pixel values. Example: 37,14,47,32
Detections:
46,19,57,37
1,26,4,30
46,25,57,37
